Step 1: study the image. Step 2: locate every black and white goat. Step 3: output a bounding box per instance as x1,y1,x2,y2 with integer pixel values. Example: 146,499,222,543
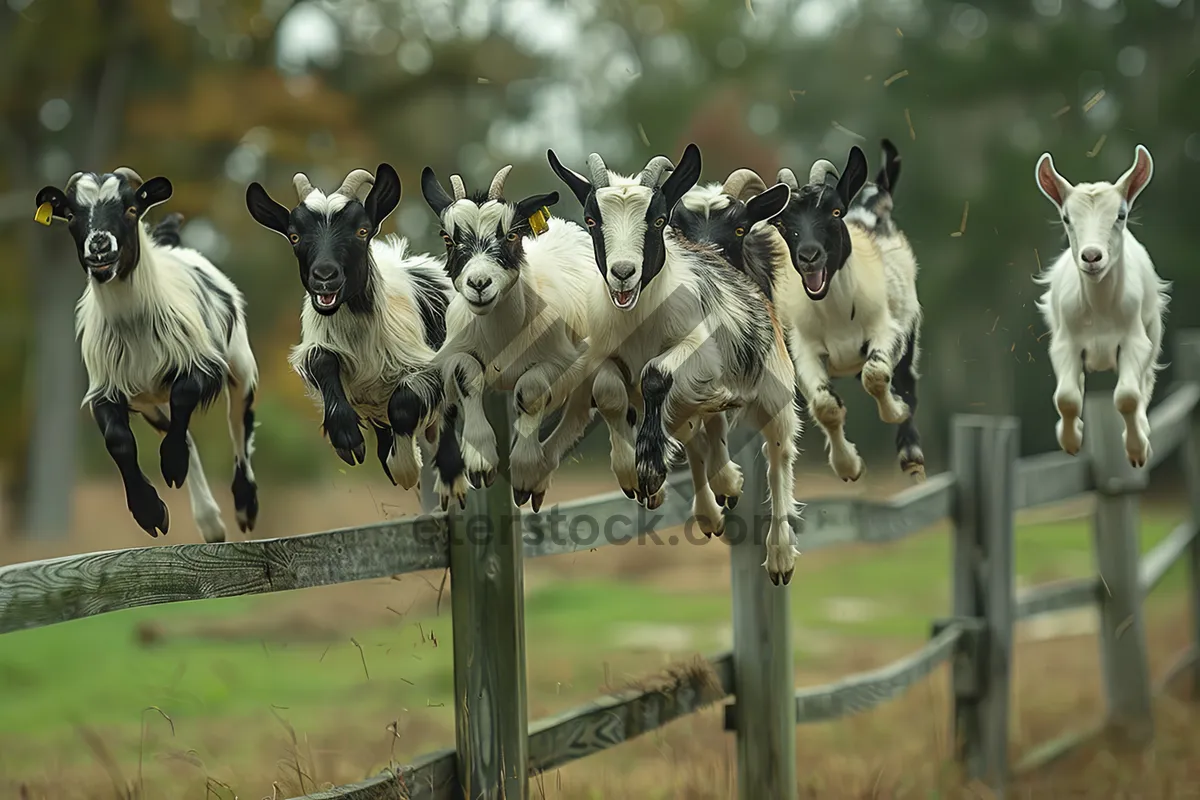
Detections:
245,166,466,506
766,142,925,483
546,145,803,585
1033,145,1170,467
34,168,260,542
420,165,622,510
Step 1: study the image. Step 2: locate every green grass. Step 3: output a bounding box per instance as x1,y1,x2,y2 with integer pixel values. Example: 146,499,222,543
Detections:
0,509,1189,779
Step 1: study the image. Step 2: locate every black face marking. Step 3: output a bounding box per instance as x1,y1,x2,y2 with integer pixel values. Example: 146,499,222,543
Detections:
35,172,173,284
245,164,401,317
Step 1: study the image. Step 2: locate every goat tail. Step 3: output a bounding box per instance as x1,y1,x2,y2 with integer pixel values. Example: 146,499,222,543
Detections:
847,138,900,235
151,212,185,248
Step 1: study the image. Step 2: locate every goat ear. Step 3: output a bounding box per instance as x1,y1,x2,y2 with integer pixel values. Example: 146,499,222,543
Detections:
34,186,70,223
745,183,790,225
1035,153,1071,210
134,177,172,215
245,183,291,237
1116,144,1153,206
514,191,559,223
660,143,702,210
365,163,402,229
420,167,454,217
546,149,592,207
835,147,868,206
878,138,900,193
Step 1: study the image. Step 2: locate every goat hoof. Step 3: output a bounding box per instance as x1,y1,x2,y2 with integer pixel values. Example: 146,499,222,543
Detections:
725,495,739,510
782,567,795,586
159,434,190,489
769,571,780,586
352,442,367,464
715,494,726,507
645,491,665,511
439,495,449,512
531,491,546,513
468,471,485,489
622,487,636,500
130,483,169,538
484,469,497,488
513,488,532,507
381,464,397,486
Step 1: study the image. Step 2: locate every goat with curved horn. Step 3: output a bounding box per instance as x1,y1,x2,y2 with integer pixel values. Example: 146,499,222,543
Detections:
335,169,375,203
809,159,839,187
293,173,316,203
777,168,800,191
722,168,769,202
640,156,675,188
488,165,513,200
586,153,611,189
113,167,144,190
64,171,85,195
449,175,467,201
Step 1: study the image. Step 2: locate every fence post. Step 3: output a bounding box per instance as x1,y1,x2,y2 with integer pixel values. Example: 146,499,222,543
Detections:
1084,391,1154,746
949,415,1017,793
450,390,529,799
726,430,796,800
1175,330,1200,699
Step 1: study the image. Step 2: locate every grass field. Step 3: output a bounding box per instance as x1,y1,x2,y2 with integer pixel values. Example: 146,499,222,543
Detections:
1,466,1198,799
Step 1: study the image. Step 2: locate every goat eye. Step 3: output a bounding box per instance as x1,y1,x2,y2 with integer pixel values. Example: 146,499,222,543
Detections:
831,208,842,218
654,217,666,228
1062,215,1071,226
507,231,519,242
1117,212,1127,223
585,217,596,228
357,227,370,238
735,227,746,237
441,233,453,246
288,233,300,244
125,205,138,216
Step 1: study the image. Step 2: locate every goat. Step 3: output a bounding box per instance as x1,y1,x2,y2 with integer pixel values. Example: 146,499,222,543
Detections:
767,141,925,483
1033,144,1170,467
547,144,803,585
420,164,623,511
245,165,467,507
34,168,260,542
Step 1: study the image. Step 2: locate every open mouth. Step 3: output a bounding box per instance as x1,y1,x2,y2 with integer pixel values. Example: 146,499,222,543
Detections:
86,260,117,280
609,285,640,310
800,267,827,297
314,291,339,310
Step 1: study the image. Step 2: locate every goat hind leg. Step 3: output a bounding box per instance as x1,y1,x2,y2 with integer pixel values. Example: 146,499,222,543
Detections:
1115,334,1153,468
704,412,743,510
592,359,638,501
225,381,260,532
754,400,802,586
1048,335,1085,456
97,398,170,537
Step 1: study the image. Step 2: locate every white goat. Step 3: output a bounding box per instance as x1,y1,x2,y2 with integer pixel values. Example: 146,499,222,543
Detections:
1033,144,1170,467
35,168,260,542
547,144,803,585
419,164,622,510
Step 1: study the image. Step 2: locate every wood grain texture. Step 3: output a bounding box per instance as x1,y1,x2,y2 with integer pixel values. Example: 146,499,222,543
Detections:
794,622,964,723
288,747,456,800
1014,451,1093,510
0,516,450,634
528,653,733,774
949,415,1018,794
1085,392,1154,746
1139,520,1196,594
1147,383,1200,471
727,430,796,800
1176,333,1200,699
1016,577,1099,620
450,392,529,800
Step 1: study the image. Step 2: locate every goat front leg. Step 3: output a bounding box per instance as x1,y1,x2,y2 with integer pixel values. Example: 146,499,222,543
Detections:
681,418,727,537
141,404,225,542
792,333,863,481
444,353,498,488
1115,332,1154,468
591,359,639,500
891,329,925,481
861,323,910,424
372,423,398,486
95,397,170,537
430,403,469,511
387,369,441,491
1048,333,1085,456
749,395,802,585
511,361,566,511
704,412,743,510
304,347,367,466
160,368,224,488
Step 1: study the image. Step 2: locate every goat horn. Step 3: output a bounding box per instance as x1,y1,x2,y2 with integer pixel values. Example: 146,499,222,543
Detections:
64,171,85,194
722,168,768,202
112,167,143,190
640,156,676,188
293,173,316,202
586,153,610,189
809,159,839,187
488,165,513,201
336,168,375,203
449,174,467,201
777,168,800,191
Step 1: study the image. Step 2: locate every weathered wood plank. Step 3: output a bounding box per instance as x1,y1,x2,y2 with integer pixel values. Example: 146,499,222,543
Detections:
528,653,733,774
0,516,449,635
1175,331,1200,699
1139,520,1196,594
949,415,1018,793
727,430,796,800
794,622,964,723
1085,392,1154,746
1015,577,1100,620
290,747,457,800
1013,723,1103,776
449,392,529,800
856,471,956,544
1147,383,1200,470
1015,451,1093,510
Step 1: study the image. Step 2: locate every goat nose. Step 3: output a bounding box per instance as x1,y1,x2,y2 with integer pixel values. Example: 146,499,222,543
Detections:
1081,247,1103,264
467,276,493,292
311,264,338,282
610,262,637,281
91,236,112,252
796,245,823,264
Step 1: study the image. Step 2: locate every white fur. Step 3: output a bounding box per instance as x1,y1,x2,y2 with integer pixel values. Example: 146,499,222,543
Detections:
73,174,122,207
1033,146,1170,466
302,189,352,219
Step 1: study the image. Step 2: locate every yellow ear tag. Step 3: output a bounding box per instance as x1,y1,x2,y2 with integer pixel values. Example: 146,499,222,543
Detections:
34,202,53,226
528,207,550,237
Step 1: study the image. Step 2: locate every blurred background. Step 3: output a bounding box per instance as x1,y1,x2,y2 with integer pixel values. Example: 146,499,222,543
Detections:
1,0,1199,797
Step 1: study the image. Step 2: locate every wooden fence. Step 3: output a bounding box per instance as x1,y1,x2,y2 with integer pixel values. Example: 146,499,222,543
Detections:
3,332,1200,799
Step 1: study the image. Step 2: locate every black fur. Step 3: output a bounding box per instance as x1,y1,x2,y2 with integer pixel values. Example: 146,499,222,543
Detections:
194,267,237,344
151,212,185,247
232,386,258,531
93,396,169,537
432,404,467,492
158,367,224,488
301,346,365,466
409,267,451,349
636,365,675,496
891,329,923,471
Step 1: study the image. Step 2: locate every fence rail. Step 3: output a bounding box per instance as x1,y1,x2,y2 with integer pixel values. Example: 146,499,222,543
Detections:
3,333,1200,799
